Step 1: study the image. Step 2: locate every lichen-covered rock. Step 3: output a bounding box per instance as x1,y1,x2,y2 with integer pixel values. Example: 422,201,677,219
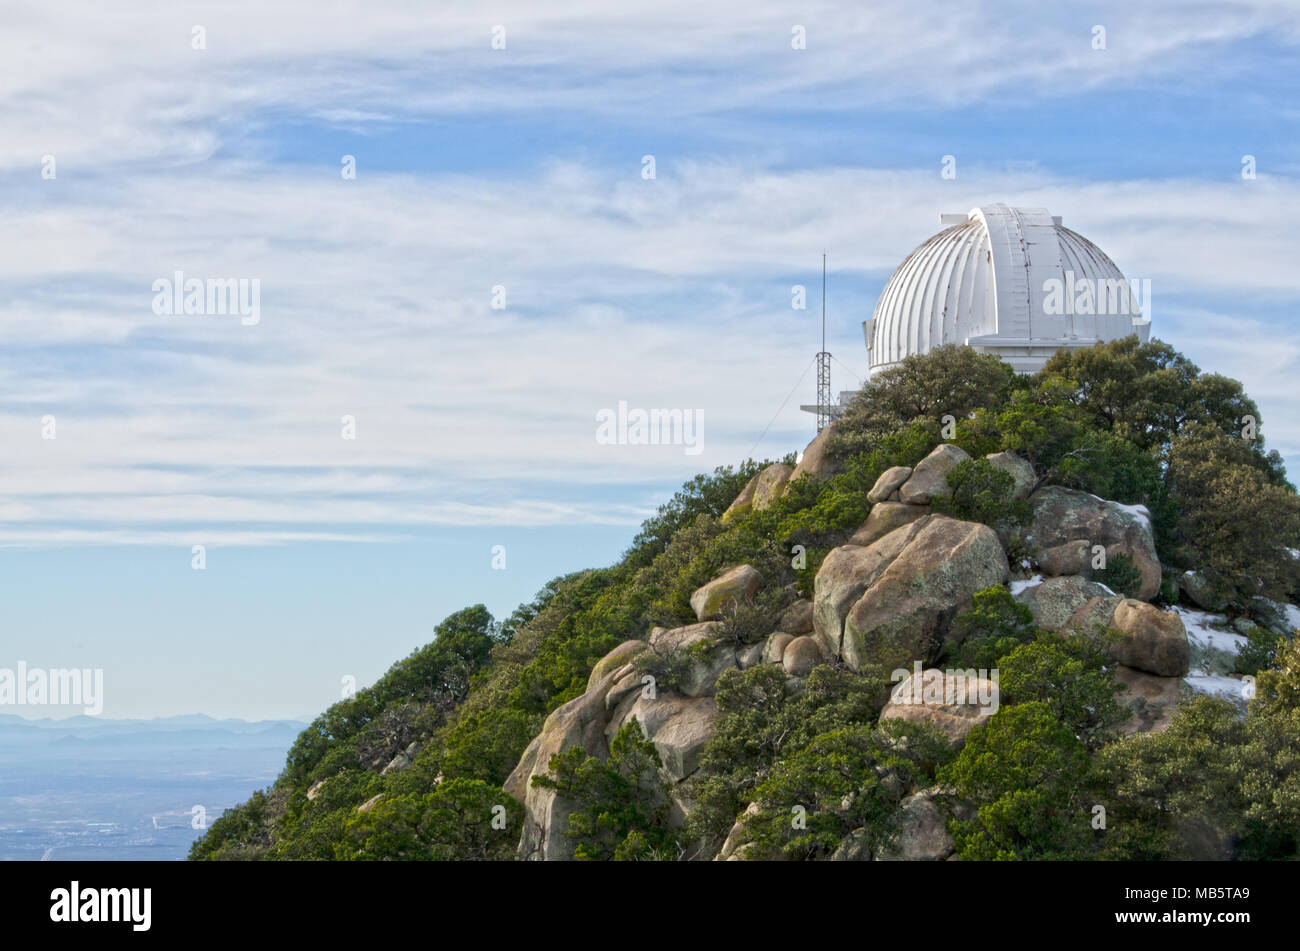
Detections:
689,564,762,621
752,463,794,509
1110,599,1190,677
1027,486,1161,600
1015,575,1114,632
848,501,930,548
781,635,825,676
587,639,649,690
1065,594,1125,636
868,466,913,504
723,463,793,520
878,669,998,748
898,444,971,505
833,517,1009,671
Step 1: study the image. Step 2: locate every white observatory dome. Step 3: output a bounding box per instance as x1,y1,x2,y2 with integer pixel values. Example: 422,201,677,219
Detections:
865,204,1150,375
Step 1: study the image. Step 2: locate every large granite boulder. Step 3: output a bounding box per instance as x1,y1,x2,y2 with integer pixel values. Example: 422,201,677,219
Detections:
508,667,624,861
781,635,826,676
868,466,912,504
878,669,998,748
723,463,792,520
898,444,971,505
1037,540,1092,578
1110,599,1190,677
607,693,718,782
848,501,930,548
786,424,838,490
874,789,957,861
813,519,932,659
690,565,763,621
984,451,1037,501
587,639,649,690
1027,486,1161,600
649,621,735,696
814,515,1009,671
1065,594,1126,636
1015,575,1115,632
1065,596,1191,677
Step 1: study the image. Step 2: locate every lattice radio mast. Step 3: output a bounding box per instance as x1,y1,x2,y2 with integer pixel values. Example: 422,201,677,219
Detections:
816,253,832,433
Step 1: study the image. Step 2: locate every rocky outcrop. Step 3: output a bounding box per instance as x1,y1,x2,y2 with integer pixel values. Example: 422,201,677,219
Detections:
607,692,718,781
716,802,761,861
1065,594,1125,636
723,463,793,520
690,565,762,621
785,424,838,489
878,669,997,748
649,621,735,696
508,666,622,860
874,789,957,861
1113,665,1188,735
1027,486,1161,600
984,451,1036,501
898,444,971,505
848,501,929,548
587,639,649,689
814,515,1009,671
509,625,742,859
1015,575,1115,631
868,466,912,503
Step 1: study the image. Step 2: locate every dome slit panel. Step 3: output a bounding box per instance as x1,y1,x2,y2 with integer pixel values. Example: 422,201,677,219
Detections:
931,226,969,348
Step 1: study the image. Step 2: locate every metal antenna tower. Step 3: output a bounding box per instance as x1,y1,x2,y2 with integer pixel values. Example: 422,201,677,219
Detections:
816,253,832,432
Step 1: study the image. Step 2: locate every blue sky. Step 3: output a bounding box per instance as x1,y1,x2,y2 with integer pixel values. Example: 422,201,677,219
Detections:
2,1,1299,718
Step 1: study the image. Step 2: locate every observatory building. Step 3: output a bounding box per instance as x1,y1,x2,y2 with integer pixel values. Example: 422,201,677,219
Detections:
865,203,1150,375
801,204,1150,423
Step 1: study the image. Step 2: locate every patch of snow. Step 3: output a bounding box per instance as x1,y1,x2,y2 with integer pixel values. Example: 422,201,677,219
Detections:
1284,603,1300,632
1112,501,1152,530
1009,575,1044,596
1185,673,1250,703
1174,606,1246,656
1095,582,1117,596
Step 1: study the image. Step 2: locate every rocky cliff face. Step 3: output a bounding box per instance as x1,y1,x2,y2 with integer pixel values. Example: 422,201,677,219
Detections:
504,439,1201,861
